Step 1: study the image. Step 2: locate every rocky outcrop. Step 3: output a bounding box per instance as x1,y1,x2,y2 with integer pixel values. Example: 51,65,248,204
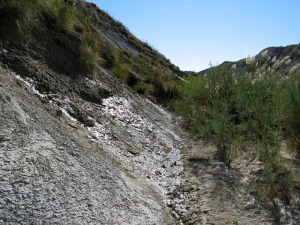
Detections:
0,21,187,221
0,66,181,224
198,44,300,75
0,0,186,222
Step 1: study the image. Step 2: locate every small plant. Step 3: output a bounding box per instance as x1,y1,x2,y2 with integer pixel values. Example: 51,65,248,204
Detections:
285,73,300,157
232,219,239,225
257,144,291,204
79,43,101,73
134,81,148,94
112,63,131,81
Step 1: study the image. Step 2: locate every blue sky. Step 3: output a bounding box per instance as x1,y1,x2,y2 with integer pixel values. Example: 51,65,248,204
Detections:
90,0,300,72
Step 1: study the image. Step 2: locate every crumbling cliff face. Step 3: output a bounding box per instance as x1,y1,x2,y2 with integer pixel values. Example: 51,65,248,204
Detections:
0,0,187,223
0,53,184,224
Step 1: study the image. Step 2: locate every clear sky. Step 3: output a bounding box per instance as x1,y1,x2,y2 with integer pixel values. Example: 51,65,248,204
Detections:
89,0,300,72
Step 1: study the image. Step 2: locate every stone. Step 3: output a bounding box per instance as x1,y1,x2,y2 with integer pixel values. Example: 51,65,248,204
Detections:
56,109,63,117
0,134,11,142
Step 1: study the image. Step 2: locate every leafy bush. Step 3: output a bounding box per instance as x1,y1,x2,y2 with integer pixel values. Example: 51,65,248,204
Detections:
54,2,81,32
256,144,291,204
79,43,101,72
112,63,132,81
174,68,285,160
134,81,148,94
285,73,300,156
110,54,179,103
173,67,292,202
173,68,242,163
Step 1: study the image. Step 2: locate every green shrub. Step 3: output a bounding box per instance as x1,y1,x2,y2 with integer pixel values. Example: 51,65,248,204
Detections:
257,144,291,204
112,63,130,81
79,43,101,73
172,76,208,120
134,82,148,94
174,68,285,162
58,4,78,32
173,69,243,163
285,73,300,157
173,68,292,202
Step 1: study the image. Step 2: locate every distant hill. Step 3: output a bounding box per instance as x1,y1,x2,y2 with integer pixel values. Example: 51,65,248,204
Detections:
198,44,300,75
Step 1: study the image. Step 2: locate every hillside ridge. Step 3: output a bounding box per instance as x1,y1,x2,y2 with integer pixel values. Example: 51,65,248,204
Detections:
198,43,300,75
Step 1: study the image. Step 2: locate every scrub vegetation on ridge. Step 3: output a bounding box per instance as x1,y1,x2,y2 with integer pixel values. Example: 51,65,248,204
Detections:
0,0,180,104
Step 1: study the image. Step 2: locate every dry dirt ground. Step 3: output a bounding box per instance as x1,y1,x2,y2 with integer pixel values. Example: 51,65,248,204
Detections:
174,134,300,225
